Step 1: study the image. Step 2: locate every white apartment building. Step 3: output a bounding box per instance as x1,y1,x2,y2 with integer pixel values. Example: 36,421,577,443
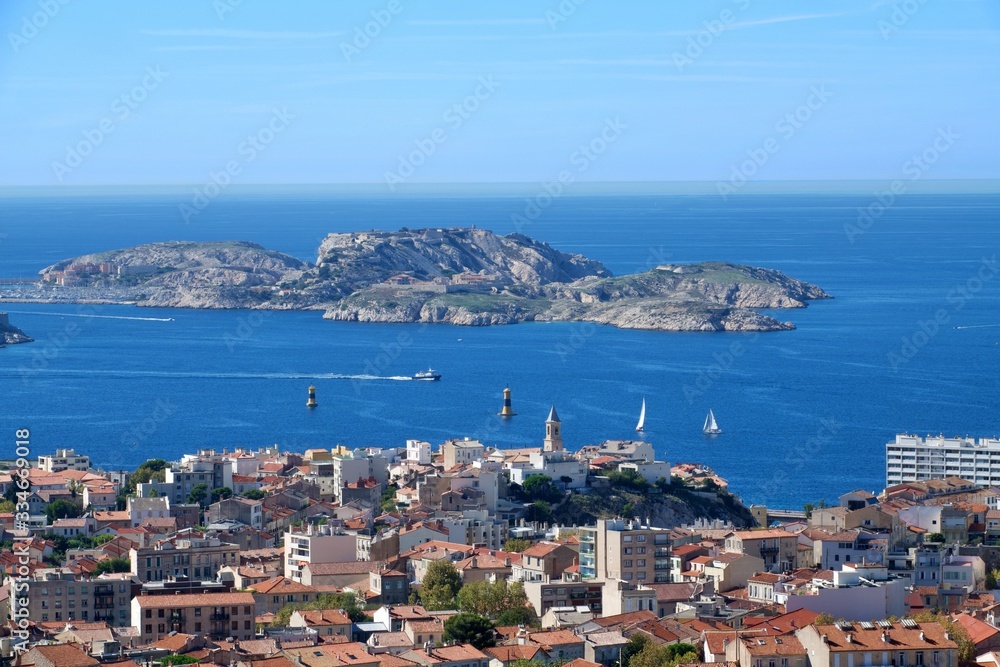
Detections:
886,433,1000,486
37,448,91,472
284,523,358,582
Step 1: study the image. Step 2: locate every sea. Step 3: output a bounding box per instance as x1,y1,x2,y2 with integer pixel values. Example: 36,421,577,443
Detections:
1,190,999,511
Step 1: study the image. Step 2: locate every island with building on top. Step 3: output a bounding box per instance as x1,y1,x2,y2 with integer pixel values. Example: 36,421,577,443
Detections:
0,228,831,332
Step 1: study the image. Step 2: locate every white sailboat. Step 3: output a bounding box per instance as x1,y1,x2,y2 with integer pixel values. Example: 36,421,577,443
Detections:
635,398,646,432
703,409,722,435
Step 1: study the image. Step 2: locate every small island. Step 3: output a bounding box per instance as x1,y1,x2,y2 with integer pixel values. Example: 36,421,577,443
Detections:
5,228,831,332
0,312,33,345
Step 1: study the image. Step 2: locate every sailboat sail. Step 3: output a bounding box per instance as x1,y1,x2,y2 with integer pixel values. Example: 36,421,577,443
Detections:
635,398,646,432
703,409,721,434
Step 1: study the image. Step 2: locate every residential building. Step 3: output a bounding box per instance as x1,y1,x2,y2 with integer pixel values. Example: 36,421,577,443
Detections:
284,523,359,582
207,496,264,529
886,433,1000,487
131,536,239,582
402,644,490,667
725,529,798,573
514,541,579,583
524,579,605,616
796,620,958,667
289,608,353,638
249,576,319,614
782,563,907,621
730,634,807,667
442,438,486,469
579,518,673,583
11,568,133,627
37,448,91,472
131,590,256,643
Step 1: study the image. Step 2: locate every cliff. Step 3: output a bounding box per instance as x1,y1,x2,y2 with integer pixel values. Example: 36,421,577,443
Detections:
0,313,33,344
24,228,831,331
552,478,756,528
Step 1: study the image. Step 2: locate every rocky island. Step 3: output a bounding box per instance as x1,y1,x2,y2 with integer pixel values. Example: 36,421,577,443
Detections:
0,312,33,345
12,228,831,332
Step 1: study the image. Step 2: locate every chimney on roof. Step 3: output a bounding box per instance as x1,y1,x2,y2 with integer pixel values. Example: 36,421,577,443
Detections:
919,632,925,642
821,634,828,644
881,632,888,643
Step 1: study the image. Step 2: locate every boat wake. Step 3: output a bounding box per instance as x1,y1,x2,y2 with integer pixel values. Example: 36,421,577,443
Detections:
3,310,174,322
954,324,1000,330
20,369,414,381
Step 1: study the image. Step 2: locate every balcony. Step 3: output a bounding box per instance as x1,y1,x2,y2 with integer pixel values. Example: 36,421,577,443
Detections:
759,545,780,554
210,611,230,621
655,547,670,557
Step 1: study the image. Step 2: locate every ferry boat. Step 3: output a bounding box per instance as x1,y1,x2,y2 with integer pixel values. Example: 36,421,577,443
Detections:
413,368,441,381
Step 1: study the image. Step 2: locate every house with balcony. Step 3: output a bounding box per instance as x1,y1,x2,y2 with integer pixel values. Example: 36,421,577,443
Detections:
796,619,958,667
131,591,256,644
725,529,798,573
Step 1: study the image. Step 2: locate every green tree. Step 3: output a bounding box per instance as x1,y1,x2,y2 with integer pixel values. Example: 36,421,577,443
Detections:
421,560,462,610
629,642,699,667
94,557,131,575
381,483,400,513
926,532,945,543
521,475,561,503
187,484,209,506
803,502,815,519
44,499,80,522
622,633,651,667
503,538,531,553
496,606,539,628
988,568,1000,590
525,500,553,524
814,612,836,625
242,489,266,500
443,612,496,650
0,499,14,513
457,580,529,619
211,487,233,503
270,591,367,626
127,459,168,494
162,656,200,666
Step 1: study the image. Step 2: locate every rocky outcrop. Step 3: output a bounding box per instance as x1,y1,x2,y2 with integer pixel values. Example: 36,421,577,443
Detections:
0,313,33,344
316,228,610,296
21,228,831,331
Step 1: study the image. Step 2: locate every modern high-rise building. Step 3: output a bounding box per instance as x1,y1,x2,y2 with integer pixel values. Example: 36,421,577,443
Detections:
886,433,1000,487
579,518,672,584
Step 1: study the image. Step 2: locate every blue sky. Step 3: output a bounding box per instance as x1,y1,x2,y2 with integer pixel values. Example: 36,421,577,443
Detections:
0,0,997,186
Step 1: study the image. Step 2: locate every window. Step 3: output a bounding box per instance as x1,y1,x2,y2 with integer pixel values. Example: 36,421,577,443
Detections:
158,624,165,634
146,610,152,618
637,559,646,567
146,624,152,634
624,560,633,567
917,653,925,666
637,547,646,554
637,535,646,542
158,609,165,618
624,548,633,555
195,622,202,632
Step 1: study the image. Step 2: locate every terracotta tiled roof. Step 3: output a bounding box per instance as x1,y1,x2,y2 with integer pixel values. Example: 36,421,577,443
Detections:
134,591,254,608
811,622,958,651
